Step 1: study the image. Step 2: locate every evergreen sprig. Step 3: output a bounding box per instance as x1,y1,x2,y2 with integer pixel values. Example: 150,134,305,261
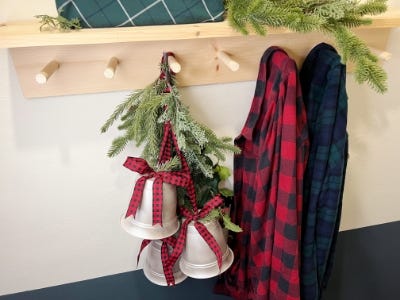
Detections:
102,59,240,214
101,61,240,178
35,14,81,31
225,0,389,93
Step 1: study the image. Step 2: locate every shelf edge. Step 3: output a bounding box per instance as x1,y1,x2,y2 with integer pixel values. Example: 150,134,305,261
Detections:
1,10,399,49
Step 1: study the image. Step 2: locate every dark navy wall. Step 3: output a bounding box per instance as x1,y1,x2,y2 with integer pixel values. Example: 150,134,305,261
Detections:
324,221,400,300
2,221,400,300
0,273,231,300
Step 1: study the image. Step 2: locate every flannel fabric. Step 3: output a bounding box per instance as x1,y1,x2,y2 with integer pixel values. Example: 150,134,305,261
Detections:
215,47,309,300
299,43,348,300
55,0,224,28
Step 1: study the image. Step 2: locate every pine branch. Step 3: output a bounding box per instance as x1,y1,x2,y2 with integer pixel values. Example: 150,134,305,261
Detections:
108,136,129,157
155,156,181,171
185,150,214,178
226,0,389,93
35,14,81,31
101,92,139,133
355,57,388,93
331,25,387,92
337,16,372,28
355,0,388,16
102,62,239,175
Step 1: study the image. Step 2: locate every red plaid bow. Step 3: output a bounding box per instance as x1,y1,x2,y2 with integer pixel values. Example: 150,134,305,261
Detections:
124,157,190,226
137,236,177,286
167,195,224,272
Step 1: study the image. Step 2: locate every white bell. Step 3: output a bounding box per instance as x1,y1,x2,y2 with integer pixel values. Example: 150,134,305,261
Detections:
179,218,234,279
143,240,187,286
120,178,180,240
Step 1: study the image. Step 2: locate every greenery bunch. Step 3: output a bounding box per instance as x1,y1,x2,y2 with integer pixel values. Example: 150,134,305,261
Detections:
101,58,241,231
101,61,240,178
225,0,389,93
35,14,81,31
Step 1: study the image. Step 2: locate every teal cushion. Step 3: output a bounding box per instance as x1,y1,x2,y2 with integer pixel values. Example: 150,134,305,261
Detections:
55,0,225,28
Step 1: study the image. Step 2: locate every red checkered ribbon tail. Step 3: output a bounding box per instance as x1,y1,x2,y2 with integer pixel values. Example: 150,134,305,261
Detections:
194,221,223,270
136,239,151,266
166,217,191,271
125,176,148,218
123,157,155,218
195,195,224,270
160,236,177,286
151,176,164,226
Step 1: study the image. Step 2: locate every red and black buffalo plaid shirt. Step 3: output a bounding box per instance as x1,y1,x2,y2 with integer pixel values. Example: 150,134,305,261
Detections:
215,47,309,300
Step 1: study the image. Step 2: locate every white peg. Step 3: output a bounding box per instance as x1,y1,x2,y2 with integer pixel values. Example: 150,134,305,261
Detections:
217,51,240,72
104,57,119,79
370,47,392,61
35,60,60,84
168,55,181,73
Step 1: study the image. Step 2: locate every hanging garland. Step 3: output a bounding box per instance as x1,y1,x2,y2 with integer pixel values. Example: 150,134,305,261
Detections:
101,61,239,177
225,0,389,93
101,56,241,231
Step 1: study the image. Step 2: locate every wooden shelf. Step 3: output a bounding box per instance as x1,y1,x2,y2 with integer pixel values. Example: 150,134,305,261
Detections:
1,11,400,49
1,10,399,98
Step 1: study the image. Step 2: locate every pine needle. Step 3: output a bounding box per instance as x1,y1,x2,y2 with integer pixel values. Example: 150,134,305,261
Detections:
226,0,389,93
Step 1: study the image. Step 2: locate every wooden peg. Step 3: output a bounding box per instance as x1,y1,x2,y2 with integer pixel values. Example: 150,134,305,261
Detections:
35,60,60,84
217,51,240,72
104,57,119,79
168,55,181,73
370,47,392,61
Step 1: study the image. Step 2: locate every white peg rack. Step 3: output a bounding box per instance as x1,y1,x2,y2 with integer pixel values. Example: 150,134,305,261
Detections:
1,10,400,98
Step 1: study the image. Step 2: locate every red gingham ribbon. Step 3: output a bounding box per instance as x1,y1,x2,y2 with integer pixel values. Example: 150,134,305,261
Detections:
159,122,174,165
158,122,197,211
123,157,190,226
159,52,176,93
159,122,191,173
167,195,224,272
158,121,197,212
137,236,177,286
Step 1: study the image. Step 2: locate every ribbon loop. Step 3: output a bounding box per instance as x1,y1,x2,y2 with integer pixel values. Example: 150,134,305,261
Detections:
137,239,152,266
123,157,153,174
125,175,150,218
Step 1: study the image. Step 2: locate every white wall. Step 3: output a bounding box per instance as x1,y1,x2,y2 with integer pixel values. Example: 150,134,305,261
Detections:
1,0,400,296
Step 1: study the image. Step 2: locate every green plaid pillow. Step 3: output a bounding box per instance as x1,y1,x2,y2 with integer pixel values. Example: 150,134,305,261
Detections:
55,0,225,28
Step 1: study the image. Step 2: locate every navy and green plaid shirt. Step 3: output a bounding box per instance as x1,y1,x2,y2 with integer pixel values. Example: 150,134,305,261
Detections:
299,43,349,300
215,47,309,300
